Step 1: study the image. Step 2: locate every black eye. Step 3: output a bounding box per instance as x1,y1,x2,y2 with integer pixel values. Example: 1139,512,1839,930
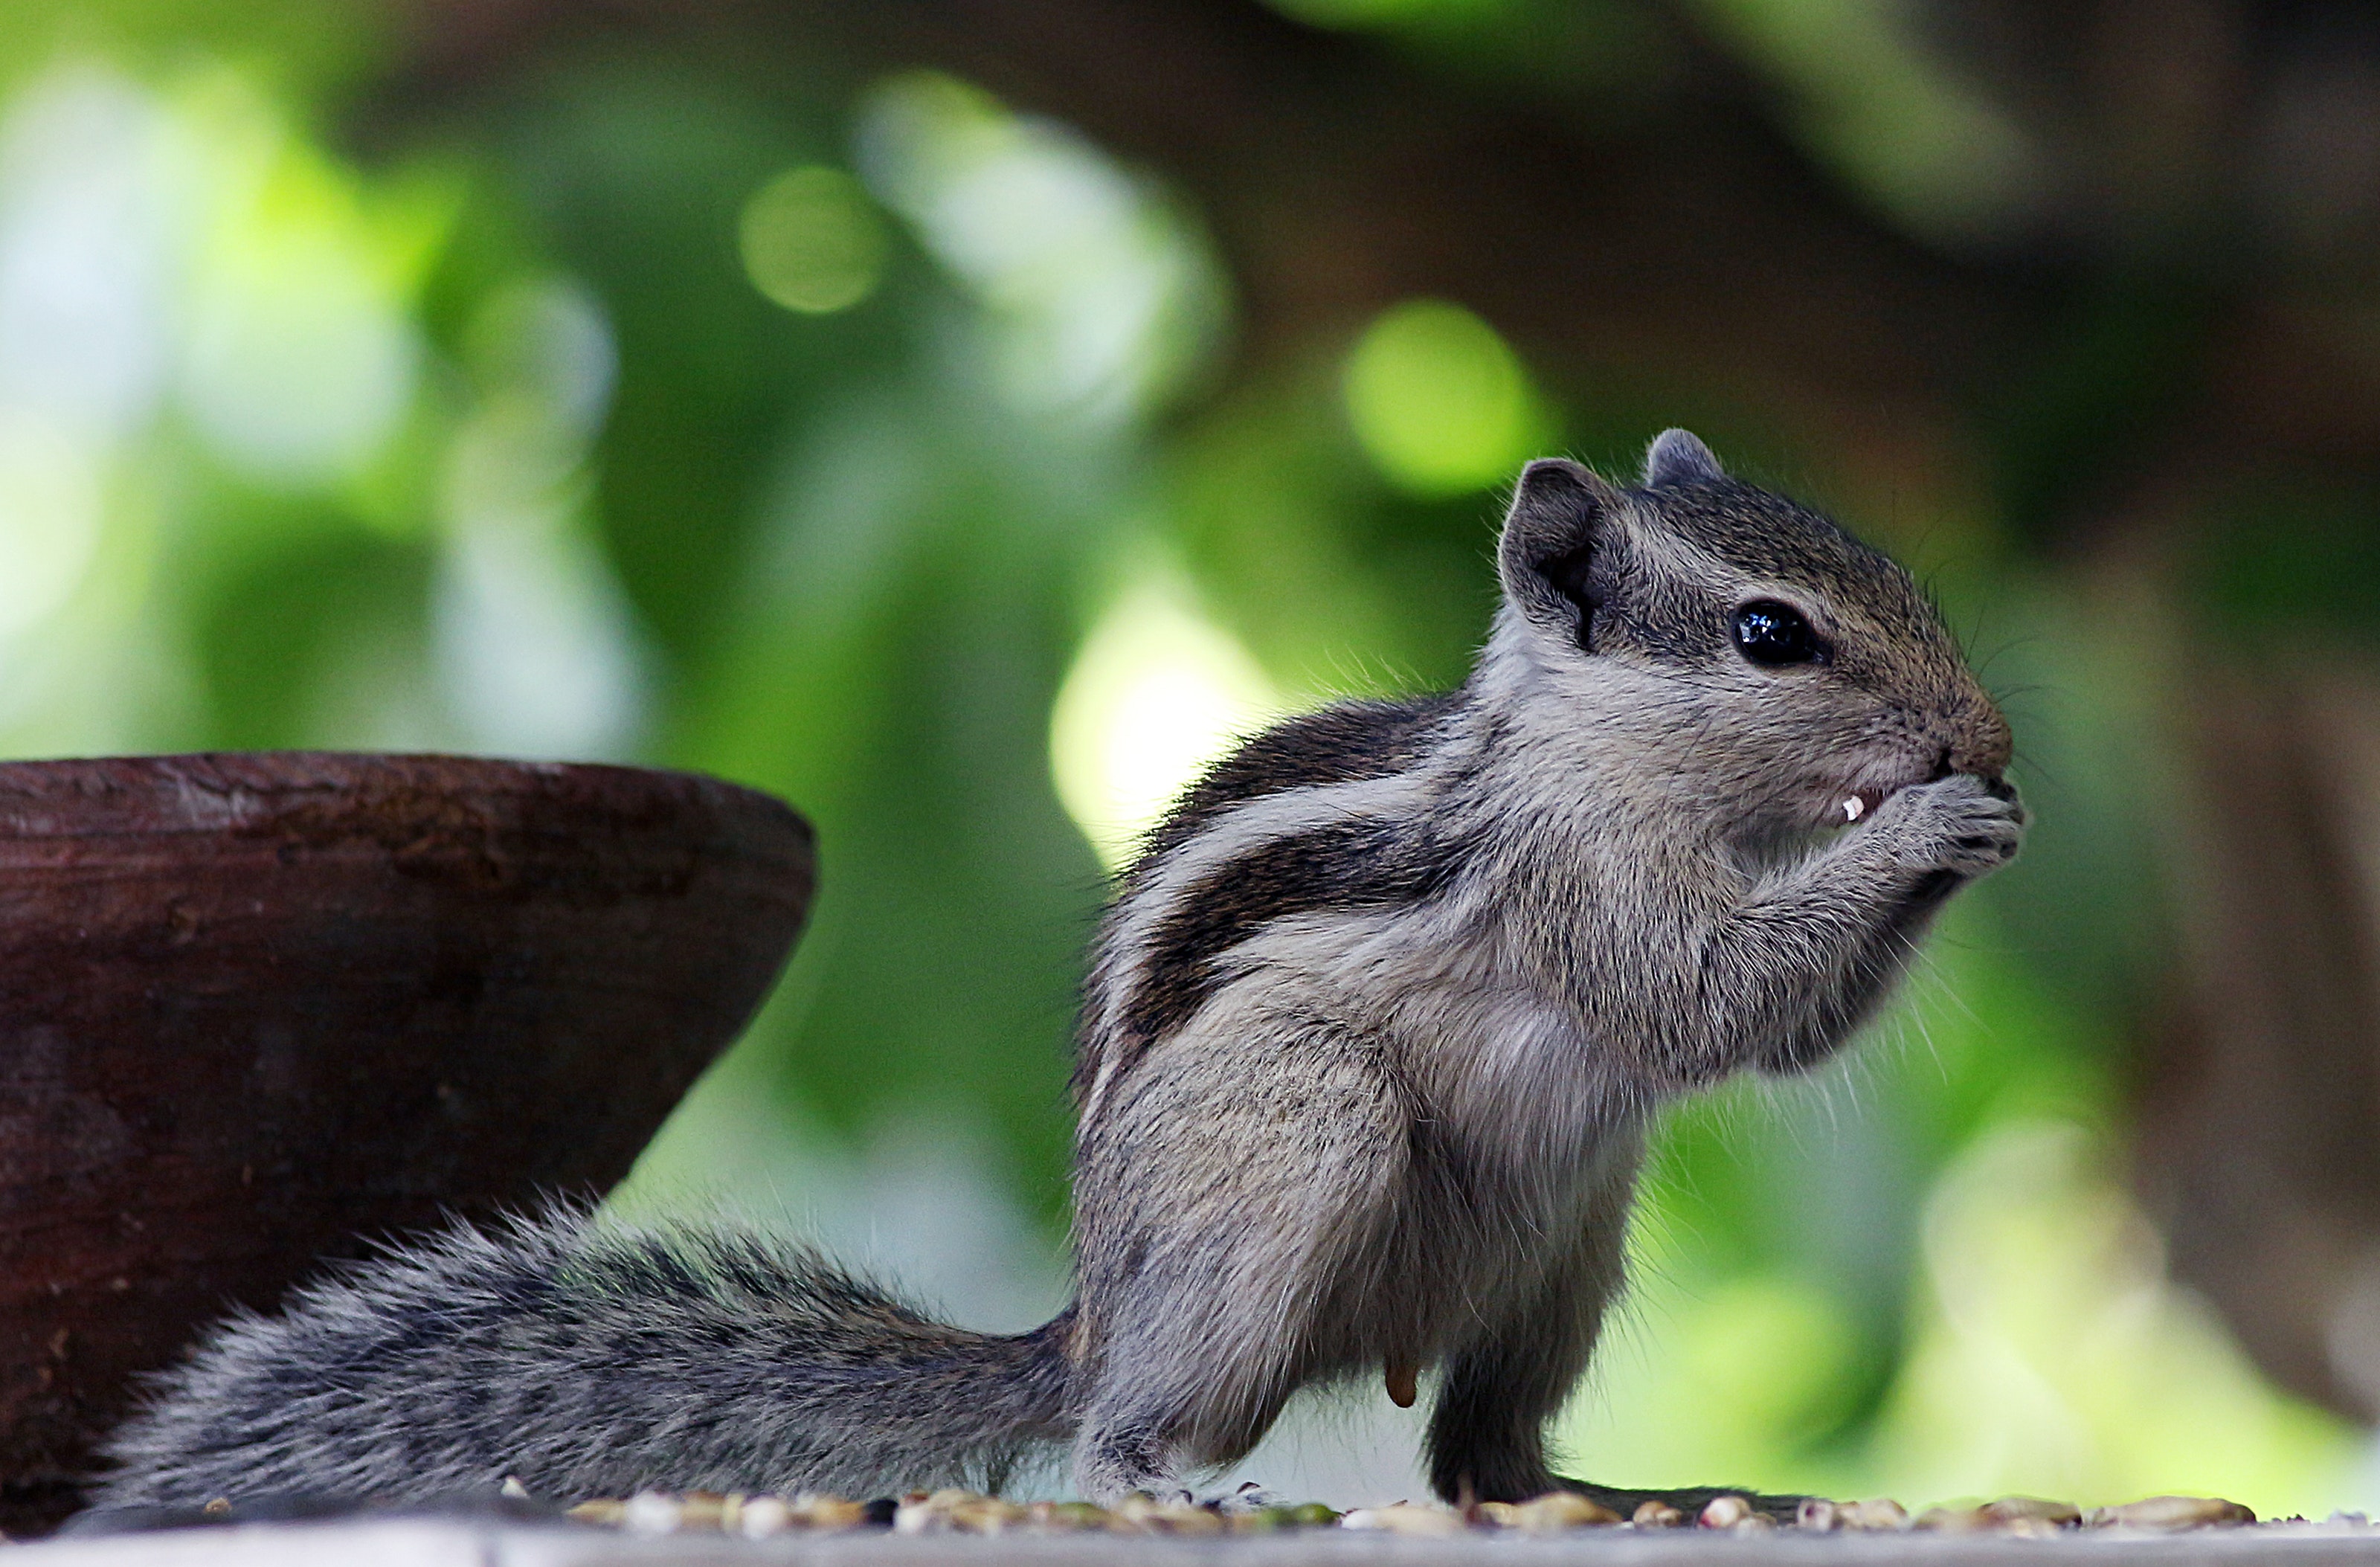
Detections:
1733,600,1827,666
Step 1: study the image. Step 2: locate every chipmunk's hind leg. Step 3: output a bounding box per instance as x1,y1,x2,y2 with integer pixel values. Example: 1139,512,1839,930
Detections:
1427,1137,1638,1504
1071,1420,1180,1502
1425,1146,1810,1523
1426,1206,1619,1500
1069,1001,1411,1502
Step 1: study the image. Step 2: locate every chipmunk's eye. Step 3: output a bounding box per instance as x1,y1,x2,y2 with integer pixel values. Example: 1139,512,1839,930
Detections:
1733,600,1827,666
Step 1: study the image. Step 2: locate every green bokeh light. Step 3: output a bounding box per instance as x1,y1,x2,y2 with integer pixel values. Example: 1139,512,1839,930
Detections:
739,165,889,315
1342,298,1547,497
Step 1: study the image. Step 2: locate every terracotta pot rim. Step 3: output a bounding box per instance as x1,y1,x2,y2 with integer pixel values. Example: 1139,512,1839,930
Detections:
0,752,811,846
0,750,771,787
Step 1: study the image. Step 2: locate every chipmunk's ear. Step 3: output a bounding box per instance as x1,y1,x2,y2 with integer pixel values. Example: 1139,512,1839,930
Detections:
1498,458,1623,646
1642,428,1723,488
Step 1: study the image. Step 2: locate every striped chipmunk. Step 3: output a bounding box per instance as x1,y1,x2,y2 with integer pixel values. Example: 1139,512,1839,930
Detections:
95,431,2021,1517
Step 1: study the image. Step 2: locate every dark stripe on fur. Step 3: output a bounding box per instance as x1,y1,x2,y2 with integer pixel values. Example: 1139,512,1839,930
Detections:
1131,693,1465,876
1113,821,1462,1071
1071,693,1468,1104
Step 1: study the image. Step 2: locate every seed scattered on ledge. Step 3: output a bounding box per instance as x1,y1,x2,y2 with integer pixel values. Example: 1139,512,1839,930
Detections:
2088,1495,2257,1530
1699,1493,1753,1528
1844,1498,1912,1530
1476,1493,1619,1531
1342,1502,1465,1535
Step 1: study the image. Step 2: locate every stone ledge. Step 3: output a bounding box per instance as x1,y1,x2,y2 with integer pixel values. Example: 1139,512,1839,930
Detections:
18,1522,2380,1567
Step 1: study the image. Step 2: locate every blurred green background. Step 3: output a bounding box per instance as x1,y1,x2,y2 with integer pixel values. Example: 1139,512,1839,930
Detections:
6,0,2380,1518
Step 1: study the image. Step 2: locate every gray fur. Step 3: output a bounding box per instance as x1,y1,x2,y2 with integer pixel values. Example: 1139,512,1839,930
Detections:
1643,427,1724,488
97,431,2020,1511
99,1212,1070,1507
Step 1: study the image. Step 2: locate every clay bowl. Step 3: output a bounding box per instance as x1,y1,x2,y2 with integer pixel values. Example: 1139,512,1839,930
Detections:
0,753,814,1531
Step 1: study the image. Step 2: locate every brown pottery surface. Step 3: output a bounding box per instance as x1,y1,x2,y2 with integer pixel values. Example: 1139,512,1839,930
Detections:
0,753,816,1531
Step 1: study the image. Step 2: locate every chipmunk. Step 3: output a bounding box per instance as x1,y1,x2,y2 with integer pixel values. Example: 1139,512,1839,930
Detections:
93,431,2020,1515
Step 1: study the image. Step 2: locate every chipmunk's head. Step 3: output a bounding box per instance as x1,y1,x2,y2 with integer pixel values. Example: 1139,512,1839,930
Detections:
1492,431,2010,838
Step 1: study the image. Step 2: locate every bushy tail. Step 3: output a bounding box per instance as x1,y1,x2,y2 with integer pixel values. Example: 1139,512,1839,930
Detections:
94,1209,1077,1508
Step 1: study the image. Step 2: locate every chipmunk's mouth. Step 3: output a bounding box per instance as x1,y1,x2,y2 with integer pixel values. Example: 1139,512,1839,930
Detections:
1824,765,1934,830
1827,750,1990,830
1834,785,1891,826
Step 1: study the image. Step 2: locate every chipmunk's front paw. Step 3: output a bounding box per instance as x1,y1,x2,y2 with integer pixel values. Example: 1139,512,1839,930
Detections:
1871,773,2024,883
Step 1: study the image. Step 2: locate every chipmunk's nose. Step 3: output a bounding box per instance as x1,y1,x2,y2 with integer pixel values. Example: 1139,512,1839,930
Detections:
1948,695,2014,780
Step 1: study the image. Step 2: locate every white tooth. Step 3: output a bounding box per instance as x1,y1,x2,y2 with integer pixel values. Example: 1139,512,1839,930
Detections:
1842,796,1865,823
